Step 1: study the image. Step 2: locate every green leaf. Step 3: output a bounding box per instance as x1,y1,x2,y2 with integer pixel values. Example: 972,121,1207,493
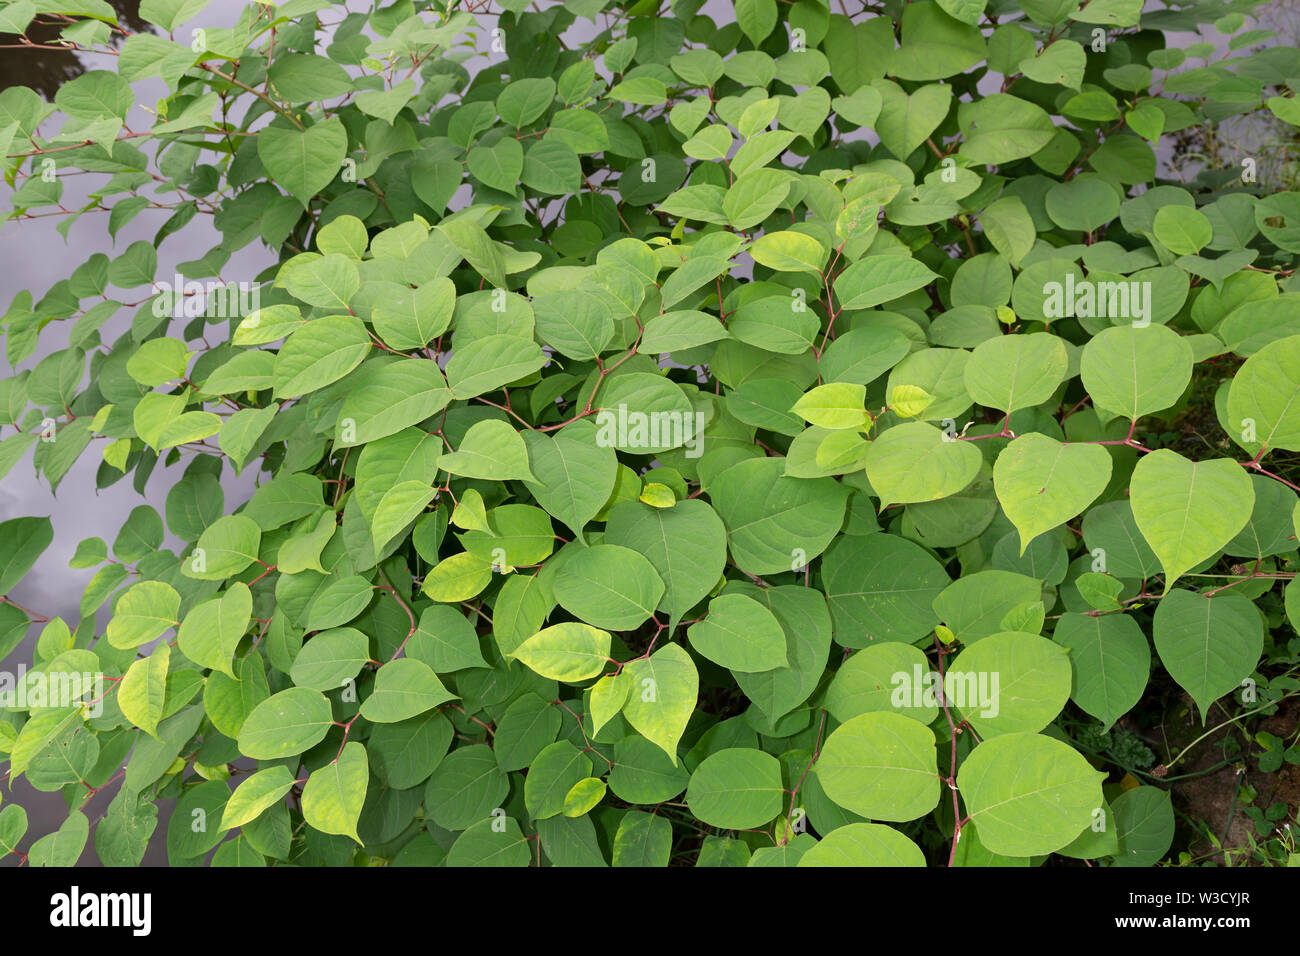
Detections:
951,631,1072,736
835,256,937,310
687,748,783,829
267,53,353,102
732,584,831,721
980,196,1035,266
498,77,556,128
355,79,414,125
369,711,453,789
369,480,436,553
825,16,892,94
798,823,926,867
0,516,53,596
964,333,1067,413
258,118,348,210
873,79,952,160
406,604,485,674
709,457,848,575
790,383,868,430
468,138,524,194
522,419,617,540
28,810,89,867
335,359,451,449
1073,0,1141,27
735,0,777,46
438,418,537,482
1111,786,1175,866
604,499,728,629
273,316,371,398
372,278,455,351
1044,174,1120,232
817,712,941,822
933,570,1043,643
1052,612,1150,731
424,744,508,831
727,294,819,353
563,777,606,817
447,815,532,866
609,77,668,106
957,732,1105,856
237,687,334,759
1129,450,1254,591
290,627,370,691
682,124,732,161
608,734,688,804
1080,324,1193,422
200,351,275,395
1225,334,1300,453
509,622,611,682
553,544,665,631
233,305,306,346
55,69,131,120
117,642,170,738
1153,589,1262,722
822,532,950,645
723,168,791,229
176,582,252,679
302,741,368,843
621,643,697,765
422,552,492,603
283,254,359,309
94,789,157,867
0,1,36,34
1081,500,1161,579
865,422,983,508
589,676,629,739
687,593,787,673
1153,205,1213,256
183,515,262,581
532,289,614,360
936,0,986,24
612,810,671,867
820,326,912,386
825,642,940,724
220,766,296,831
958,94,1056,165
749,231,828,275
126,337,189,386
1075,571,1124,611
446,334,547,399
1018,39,1085,89
0,804,28,857
493,694,561,772
890,2,986,80
993,434,1112,552
525,740,592,820
359,658,456,722
105,580,180,649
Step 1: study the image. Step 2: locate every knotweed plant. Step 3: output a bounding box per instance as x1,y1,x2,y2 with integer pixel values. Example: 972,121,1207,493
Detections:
1,0,1299,867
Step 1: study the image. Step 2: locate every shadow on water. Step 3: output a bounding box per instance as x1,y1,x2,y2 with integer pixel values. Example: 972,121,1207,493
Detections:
0,0,149,98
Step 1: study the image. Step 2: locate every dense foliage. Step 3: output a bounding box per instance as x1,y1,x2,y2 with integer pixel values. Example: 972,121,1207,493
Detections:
2,0,1300,867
